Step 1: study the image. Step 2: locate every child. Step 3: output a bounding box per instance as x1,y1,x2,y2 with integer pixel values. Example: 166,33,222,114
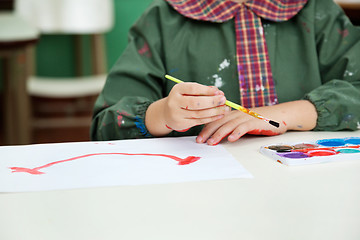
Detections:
91,0,360,145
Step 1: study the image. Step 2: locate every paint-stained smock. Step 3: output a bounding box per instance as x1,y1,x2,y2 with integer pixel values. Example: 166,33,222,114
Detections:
91,0,360,141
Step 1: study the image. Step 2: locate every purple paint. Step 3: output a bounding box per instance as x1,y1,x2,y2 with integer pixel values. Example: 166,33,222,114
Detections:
280,152,309,159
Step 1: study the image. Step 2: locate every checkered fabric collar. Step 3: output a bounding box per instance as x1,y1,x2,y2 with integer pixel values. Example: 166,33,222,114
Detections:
166,0,307,108
165,0,308,23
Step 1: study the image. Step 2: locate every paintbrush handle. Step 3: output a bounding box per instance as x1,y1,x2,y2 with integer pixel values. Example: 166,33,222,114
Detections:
165,75,183,84
225,100,266,121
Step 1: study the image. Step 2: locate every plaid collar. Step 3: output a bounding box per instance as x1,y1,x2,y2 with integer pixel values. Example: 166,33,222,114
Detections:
166,0,308,23
166,0,308,108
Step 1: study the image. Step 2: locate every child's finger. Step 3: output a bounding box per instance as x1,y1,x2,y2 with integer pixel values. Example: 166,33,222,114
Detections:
196,112,247,144
176,82,224,96
187,114,225,127
166,112,225,133
183,105,231,119
204,119,241,145
180,95,226,110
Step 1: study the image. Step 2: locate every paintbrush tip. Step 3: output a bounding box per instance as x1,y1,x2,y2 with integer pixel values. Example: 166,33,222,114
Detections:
269,120,280,128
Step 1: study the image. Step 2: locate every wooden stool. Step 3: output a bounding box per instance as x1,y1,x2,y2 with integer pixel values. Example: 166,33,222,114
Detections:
0,12,39,145
15,0,113,143
336,0,360,25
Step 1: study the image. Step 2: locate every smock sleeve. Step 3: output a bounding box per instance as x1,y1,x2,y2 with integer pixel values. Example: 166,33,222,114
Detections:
91,4,166,140
304,1,360,131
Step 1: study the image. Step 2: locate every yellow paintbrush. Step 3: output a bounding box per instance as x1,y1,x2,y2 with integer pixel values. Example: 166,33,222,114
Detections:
165,74,280,128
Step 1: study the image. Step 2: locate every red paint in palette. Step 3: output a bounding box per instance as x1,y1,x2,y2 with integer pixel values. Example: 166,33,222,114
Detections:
294,145,360,153
261,137,360,166
307,150,338,157
10,153,200,175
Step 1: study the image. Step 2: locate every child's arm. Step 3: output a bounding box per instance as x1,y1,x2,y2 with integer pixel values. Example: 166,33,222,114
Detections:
145,82,230,136
197,100,318,145
303,0,360,131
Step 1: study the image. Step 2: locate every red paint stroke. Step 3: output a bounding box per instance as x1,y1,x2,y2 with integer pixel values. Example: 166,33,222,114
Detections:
282,121,287,126
165,125,190,133
247,129,279,136
9,153,201,175
138,42,152,58
95,143,115,145
337,28,349,38
208,133,232,146
176,128,191,133
117,111,130,127
117,115,123,127
302,22,310,33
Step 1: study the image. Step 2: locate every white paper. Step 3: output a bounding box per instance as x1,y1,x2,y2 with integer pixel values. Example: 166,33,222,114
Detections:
0,137,252,192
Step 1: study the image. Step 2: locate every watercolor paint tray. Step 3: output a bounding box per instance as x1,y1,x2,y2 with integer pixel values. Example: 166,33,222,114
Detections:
260,137,360,166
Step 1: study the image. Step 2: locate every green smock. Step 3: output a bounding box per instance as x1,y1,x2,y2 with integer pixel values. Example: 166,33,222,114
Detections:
91,0,360,141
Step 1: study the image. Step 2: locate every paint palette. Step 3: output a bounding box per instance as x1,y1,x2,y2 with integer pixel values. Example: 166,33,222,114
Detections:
260,137,360,166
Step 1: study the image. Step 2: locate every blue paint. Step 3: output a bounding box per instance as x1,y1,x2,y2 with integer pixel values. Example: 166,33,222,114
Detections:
134,116,151,137
345,137,360,145
169,68,179,74
316,138,346,147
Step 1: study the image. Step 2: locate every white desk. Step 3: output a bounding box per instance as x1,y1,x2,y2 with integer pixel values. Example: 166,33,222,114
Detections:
1,131,360,240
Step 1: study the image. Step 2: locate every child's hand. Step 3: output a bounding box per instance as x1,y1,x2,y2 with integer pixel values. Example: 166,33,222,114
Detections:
196,100,318,145
196,109,287,145
163,82,230,131
145,82,230,136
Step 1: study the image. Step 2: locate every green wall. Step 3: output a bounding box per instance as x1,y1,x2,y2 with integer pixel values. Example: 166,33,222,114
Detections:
106,0,154,71
0,0,153,89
